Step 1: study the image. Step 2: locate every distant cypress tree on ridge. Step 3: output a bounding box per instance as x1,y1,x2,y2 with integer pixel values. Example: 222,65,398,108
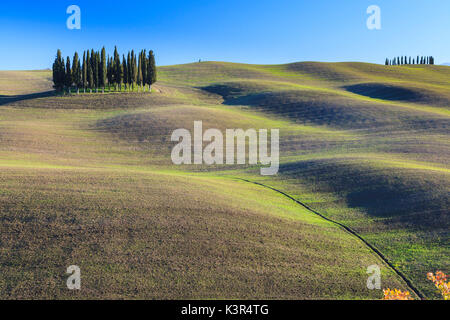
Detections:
384,55,436,66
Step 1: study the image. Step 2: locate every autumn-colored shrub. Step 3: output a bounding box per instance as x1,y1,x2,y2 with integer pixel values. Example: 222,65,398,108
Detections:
382,288,413,300
382,271,449,300
427,271,449,300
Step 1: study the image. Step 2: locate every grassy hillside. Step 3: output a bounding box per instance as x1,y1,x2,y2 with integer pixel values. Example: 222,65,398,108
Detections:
0,61,448,299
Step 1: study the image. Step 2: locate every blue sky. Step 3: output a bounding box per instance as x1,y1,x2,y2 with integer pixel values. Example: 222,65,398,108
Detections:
1,0,449,70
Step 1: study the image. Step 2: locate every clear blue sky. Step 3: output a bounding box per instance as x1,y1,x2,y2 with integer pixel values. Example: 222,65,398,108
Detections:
1,0,449,70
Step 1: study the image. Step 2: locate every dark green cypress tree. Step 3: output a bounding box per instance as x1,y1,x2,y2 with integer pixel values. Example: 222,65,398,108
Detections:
107,56,113,90
119,57,124,91
147,50,157,91
86,50,91,91
64,57,72,93
127,52,132,91
106,55,110,90
51,50,57,90
72,52,81,93
97,52,101,91
101,47,107,90
137,53,142,89
52,49,65,91
82,51,87,92
88,65,94,92
142,50,147,91
93,51,99,91
122,54,128,91
131,50,137,90
89,49,95,89
113,46,120,90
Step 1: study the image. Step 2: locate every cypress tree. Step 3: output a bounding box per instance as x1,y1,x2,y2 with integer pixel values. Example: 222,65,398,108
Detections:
113,46,120,91
96,52,101,91
147,50,157,91
119,57,124,91
72,52,81,93
101,47,107,90
64,57,72,93
106,55,110,90
88,65,94,92
122,54,128,91
107,56,113,90
127,52,132,91
137,53,142,89
82,51,87,92
92,51,98,91
52,51,58,89
52,49,65,91
132,51,137,90
86,50,91,91
142,50,147,91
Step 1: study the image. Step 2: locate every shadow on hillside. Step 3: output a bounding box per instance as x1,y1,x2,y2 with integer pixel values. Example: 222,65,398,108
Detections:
201,84,386,129
343,83,425,102
0,91,55,106
278,159,449,229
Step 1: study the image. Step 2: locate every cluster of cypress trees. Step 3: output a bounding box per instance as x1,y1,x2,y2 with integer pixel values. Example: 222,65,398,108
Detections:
52,47,156,93
385,56,435,66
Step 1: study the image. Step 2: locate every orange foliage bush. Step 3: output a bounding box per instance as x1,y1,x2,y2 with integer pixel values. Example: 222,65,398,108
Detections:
427,271,449,300
382,288,413,300
382,271,449,300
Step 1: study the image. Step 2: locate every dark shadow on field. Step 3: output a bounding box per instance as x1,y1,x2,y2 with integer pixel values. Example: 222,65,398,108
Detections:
201,84,423,130
343,83,450,107
343,83,425,102
201,83,449,134
0,91,55,106
201,84,382,129
278,159,449,229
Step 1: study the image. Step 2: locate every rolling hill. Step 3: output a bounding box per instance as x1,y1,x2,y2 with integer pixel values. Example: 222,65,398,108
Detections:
0,61,448,299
